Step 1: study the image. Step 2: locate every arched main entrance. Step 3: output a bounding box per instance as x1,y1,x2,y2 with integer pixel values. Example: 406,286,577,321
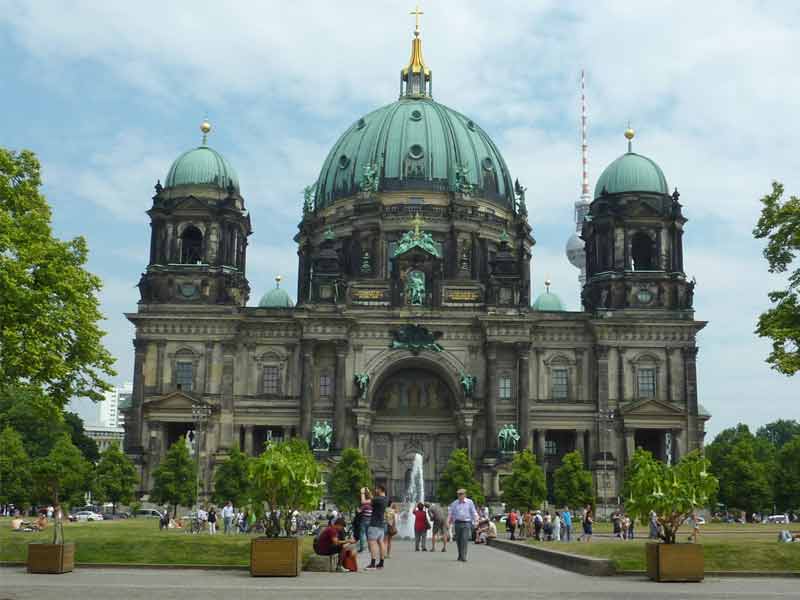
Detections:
367,358,460,501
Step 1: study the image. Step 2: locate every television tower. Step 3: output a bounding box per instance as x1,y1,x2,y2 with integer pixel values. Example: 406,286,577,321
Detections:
566,69,591,292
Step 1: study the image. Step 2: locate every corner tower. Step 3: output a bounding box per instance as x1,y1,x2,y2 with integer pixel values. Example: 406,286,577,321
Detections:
138,120,252,306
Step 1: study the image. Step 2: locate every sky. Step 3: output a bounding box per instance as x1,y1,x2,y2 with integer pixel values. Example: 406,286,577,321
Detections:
2,1,797,435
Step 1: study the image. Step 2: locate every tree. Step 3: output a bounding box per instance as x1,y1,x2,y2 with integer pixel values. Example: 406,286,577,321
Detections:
774,436,800,511
151,437,196,518
756,419,800,450
626,449,718,544
437,448,484,506
94,441,138,514
753,181,800,375
0,385,65,459
0,148,115,406
31,434,91,544
500,449,547,511
250,439,323,537
552,450,594,508
707,425,773,515
0,425,32,508
211,446,252,508
328,447,372,515
64,411,100,464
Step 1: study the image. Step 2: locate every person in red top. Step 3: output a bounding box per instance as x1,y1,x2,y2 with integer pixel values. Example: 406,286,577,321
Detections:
413,502,429,552
507,509,518,540
317,518,355,572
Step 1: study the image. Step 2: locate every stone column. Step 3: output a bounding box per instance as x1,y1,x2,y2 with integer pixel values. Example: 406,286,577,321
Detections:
203,342,214,395
300,340,315,441
127,339,147,455
625,428,636,463
535,429,546,466
485,342,499,454
244,425,255,456
516,342,531,450
683,347,699,452
531,348,540,402
334,341,349,451
156,340,166,394
218,343,236,451
673,429,684,462
575,429,586,464
616,347,626,404
596,345,610,412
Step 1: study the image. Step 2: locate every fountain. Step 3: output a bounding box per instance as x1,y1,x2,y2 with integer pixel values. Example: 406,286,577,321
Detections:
397,453,425,539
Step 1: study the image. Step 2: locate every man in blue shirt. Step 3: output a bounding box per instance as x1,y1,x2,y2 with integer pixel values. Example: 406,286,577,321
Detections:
561,506,572,542
448,488,478,562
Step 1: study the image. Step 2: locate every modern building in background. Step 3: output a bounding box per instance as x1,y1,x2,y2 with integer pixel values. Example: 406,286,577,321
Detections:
122,19,709,508
100,382,131,428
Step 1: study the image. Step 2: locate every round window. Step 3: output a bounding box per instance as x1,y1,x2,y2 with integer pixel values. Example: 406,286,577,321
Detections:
338,155,350,169
467,120,476,131
636,289,653,304
408,144,424,160
482,157,494,171
356,118,366,130
410,109,423,121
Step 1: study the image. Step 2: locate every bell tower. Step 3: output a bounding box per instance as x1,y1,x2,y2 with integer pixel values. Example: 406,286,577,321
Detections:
582,128,693,313
138,120,252,306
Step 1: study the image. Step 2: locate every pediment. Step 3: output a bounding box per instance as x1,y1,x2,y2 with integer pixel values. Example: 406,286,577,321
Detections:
626,198,662,217
620,397,686,417
172,196,209,211
144,390,209,411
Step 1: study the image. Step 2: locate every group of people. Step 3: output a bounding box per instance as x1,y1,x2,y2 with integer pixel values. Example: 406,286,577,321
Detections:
160,500,243,534
504,505,589,542
410,501,449,552
612,510,636,540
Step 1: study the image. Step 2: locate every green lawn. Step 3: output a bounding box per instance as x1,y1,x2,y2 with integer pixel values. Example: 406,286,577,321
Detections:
0,518,313,566
515,523,800,572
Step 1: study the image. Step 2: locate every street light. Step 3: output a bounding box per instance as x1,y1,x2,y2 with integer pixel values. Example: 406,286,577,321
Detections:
191,401,212,512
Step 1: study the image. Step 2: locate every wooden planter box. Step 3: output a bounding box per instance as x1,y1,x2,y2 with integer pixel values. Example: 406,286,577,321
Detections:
250,537,302,577
646,542,703,582
27,542,75,574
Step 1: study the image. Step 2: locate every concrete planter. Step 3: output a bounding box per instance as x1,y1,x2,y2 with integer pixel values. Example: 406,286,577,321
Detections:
27,542,75,574
250,537,302,577
646,542,703,582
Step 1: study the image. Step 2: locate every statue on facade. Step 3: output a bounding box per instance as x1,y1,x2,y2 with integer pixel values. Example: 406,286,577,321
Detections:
498,424,520,453
406,270,426,305
514,179,528,217
359,161,380,194
459,372,476,396
311,420,333,452
354,372,370,402
302,184,316,214
454,163,475,197
360,250,372,274
390,324,444,354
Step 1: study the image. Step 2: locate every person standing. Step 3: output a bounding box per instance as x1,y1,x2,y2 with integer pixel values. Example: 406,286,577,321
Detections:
222,501,234,535
580,505,593,542
362,485,387,570
553,512,561,542
384,503,397,558
448,488,478,563
429,503,448,552
507,509,518,540
649,510,659,539
413,502,429,551
207,507,217,535
357,490,372,553
561,506,572,542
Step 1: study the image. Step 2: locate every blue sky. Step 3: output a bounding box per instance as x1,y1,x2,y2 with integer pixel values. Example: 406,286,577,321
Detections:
2,1,797,435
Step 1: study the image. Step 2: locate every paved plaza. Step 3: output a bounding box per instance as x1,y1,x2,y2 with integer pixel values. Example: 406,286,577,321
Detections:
1,540,795,600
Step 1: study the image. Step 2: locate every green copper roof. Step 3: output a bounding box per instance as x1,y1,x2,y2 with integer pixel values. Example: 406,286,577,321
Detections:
315,97,514,208
164,145,240,191
532,290,565,311
594,151,668,199
258,287,294,308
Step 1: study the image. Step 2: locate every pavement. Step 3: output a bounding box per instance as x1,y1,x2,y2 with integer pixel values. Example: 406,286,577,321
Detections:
1,538,796,600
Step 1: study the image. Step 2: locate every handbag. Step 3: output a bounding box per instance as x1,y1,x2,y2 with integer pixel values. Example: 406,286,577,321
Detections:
388,523,398,536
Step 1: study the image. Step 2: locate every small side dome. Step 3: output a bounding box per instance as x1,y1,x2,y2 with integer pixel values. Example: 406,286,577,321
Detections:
164,120,240,191
532,280,565,311
258,276,294,308
594,129,668,199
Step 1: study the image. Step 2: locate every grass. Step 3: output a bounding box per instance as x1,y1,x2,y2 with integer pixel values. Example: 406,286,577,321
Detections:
514,522,800,572
0,518,313,566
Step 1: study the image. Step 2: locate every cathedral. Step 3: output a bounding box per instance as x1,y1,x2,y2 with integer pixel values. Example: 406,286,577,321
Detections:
122,19,709,508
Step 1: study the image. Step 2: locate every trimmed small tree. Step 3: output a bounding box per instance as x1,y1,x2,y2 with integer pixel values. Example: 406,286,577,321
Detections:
625,449,718,544
328,447,372,516
31,435,91,544
501,449,547,512
438,448,484,505
150,437,196,518
94,441,138,514
212,446,252,508
553,450,594,508
0,425,32,509
250,438,324,537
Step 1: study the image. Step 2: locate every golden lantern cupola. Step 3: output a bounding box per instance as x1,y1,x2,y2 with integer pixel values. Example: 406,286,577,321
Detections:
401,4,432,97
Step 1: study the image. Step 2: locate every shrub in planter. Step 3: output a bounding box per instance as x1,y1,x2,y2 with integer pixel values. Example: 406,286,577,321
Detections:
249,439,323,576
625,449,718,582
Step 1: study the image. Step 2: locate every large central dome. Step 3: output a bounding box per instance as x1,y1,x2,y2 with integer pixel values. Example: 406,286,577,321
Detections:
314,26,514,210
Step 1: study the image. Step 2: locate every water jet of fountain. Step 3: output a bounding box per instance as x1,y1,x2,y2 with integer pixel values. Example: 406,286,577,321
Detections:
397,453,425,539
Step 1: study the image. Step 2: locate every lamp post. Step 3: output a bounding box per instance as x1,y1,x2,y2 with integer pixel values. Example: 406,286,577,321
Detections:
191,401,212,512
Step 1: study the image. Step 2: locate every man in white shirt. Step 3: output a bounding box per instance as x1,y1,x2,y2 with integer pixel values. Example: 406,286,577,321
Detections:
447,488,478,562
222,501,235,534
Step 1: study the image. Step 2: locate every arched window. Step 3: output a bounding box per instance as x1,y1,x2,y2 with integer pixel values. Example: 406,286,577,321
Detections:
180,226,203,264
631,232,656,270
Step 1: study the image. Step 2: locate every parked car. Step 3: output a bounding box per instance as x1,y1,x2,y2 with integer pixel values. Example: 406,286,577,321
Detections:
102,511,131,520
72,510,104,522
766,514,790,524
135,509,164,519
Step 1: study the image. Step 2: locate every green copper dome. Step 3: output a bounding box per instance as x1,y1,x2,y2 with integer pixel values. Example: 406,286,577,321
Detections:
532,290,565,311
258,287,294,308
315,97,514,208
594,151,668,199
164,145,240,191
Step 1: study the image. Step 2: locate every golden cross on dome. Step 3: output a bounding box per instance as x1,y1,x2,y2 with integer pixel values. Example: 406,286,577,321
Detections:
410,4,424,36
410,212,425,237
